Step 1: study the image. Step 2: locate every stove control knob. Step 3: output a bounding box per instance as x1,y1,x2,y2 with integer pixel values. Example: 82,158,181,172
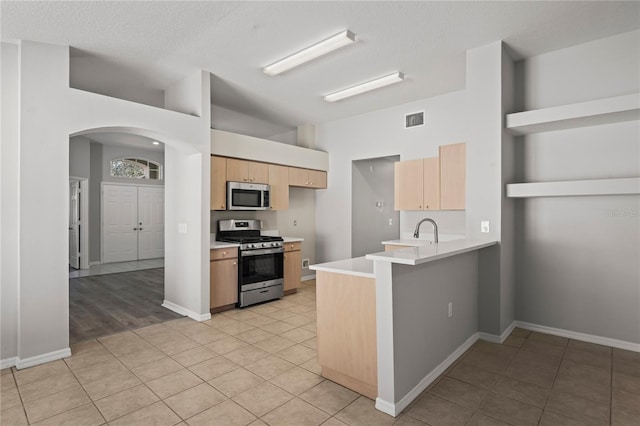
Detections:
247,244,254,248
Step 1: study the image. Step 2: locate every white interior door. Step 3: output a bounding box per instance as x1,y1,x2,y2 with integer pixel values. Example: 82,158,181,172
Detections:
69,181,80,269
103,185,138,263
137,186,164,260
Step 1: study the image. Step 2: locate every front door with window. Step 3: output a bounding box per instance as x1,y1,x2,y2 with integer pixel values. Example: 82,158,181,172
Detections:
103,184,164,263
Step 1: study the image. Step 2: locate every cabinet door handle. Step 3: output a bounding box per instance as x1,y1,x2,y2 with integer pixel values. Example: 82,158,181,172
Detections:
249,177,254,182
223,251,227,255
133,228,138,231
418,205,422,209
233,262,237,266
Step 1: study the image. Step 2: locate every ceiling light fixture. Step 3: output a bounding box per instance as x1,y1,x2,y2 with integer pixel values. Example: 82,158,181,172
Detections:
324,72,405,102
152,141,160,145
263,30,356,76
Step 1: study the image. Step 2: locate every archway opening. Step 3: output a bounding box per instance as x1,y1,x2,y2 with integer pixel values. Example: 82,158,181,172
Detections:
67,128,187,344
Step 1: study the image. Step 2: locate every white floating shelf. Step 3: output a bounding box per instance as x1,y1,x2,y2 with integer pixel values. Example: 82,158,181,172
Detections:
506,178,640,198
506,93,640,135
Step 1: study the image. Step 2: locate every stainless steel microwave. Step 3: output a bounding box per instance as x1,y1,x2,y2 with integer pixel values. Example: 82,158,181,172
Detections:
227,182,271,210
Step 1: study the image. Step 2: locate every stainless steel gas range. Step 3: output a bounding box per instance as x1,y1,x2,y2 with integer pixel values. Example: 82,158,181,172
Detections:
216,219,284,308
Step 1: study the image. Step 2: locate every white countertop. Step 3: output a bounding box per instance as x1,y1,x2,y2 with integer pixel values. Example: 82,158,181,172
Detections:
382,233,465,246
283,237,304,243
309,256,374,279
210,241,240,249
367,238,497,265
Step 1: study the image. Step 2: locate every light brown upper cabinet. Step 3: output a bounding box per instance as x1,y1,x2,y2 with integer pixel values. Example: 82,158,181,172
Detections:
211,155,227,211
289,167,327,189
226,158,269,184
439,142,466,210
268,164,289,211
394,157,440,211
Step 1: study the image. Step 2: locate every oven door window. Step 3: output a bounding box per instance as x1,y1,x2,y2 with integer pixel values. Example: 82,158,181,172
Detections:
232,189,261,208
240,252,283,287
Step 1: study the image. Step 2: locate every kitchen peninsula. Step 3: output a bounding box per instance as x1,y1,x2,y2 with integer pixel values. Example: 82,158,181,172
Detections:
310,238,496,417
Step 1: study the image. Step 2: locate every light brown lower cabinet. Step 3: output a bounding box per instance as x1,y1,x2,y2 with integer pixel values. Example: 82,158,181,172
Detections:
210,248,238,312
316,270,377,399
384,244,411,252
283,242,302,294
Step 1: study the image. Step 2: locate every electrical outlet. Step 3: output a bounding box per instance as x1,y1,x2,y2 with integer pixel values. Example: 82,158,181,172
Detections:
302,258,310,268
293,220,297,227
448,302,453,318
481,221,490,233
178,223,187,234
388,218,393,226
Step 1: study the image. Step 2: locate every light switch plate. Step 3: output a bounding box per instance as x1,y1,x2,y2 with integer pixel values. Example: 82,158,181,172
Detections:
481,221,490,233
178,223,187,234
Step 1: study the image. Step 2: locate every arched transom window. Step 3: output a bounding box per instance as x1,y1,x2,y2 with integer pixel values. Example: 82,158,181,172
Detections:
110,158,163,180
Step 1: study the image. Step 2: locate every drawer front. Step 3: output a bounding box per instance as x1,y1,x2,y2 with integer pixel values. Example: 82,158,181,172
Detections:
284,241,302,252
210,247,238,260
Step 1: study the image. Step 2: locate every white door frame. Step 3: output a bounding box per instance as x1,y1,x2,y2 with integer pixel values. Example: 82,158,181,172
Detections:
100,181,164,263
69,176,90,270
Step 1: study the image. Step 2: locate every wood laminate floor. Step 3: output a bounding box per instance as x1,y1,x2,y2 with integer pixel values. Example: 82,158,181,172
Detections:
69,268,182,344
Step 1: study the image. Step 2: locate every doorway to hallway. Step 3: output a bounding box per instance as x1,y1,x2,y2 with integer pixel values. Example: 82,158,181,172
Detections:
69,178,89,270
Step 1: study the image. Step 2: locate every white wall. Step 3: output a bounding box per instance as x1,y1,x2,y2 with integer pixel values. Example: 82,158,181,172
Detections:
89,142,103,263
18,41,72,362
1,40,212,368
70,55,165,109
515,30,640,344
465,41,517,336
211,104,294,141
164,71,212,318
1,42,20,364
69,137,91,179
315,90,467,263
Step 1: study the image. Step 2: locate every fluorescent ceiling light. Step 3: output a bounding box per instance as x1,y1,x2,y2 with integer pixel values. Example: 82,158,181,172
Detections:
324,72,405,102
264,30,356,76
152,141,160,145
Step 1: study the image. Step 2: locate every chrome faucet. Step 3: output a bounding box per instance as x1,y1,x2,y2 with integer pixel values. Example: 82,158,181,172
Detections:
413,218,439,243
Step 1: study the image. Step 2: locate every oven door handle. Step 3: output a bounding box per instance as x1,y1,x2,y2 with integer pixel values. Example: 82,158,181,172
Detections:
241,248,284,257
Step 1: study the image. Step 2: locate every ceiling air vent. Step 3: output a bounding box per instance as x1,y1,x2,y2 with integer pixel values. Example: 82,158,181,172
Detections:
405,111,424,129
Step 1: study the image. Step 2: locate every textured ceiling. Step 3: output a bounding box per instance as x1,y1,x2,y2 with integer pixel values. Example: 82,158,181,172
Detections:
3,1,639,135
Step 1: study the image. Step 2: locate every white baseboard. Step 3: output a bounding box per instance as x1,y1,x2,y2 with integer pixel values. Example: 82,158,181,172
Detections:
478,321,517,344
301,274,316,282
375,332,480,417
516,321,640,353
1,357,17,369
89,261,102,266
162,300,211,322
14,348,71,370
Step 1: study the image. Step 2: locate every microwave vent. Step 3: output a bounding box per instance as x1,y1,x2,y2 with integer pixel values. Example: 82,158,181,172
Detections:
405,111,424,128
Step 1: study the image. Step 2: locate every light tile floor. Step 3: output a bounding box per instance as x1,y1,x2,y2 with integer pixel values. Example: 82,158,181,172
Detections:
69,258,164,279
1,280,639,425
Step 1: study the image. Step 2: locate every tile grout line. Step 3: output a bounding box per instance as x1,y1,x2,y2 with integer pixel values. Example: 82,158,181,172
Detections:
536,336,569,425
